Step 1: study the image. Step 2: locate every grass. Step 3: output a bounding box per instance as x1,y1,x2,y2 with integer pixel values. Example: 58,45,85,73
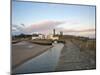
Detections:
70,38,96,58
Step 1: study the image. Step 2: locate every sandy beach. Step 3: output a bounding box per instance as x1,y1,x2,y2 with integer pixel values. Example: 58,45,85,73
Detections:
12,41,53,69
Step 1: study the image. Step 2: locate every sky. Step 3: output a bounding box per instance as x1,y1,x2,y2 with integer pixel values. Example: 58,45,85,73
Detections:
12,1,96,38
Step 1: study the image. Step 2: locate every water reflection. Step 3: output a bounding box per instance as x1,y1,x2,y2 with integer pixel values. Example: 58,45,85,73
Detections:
13,43,64,74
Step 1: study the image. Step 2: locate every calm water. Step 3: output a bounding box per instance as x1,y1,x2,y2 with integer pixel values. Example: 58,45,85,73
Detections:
13,42,64,74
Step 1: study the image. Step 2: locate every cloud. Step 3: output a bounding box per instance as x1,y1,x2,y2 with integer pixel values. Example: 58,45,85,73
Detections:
59,28,95,38
20,24,25,27
12,24,25,35
12,24,24,31
63,28,95,33
24,20,65,34
12,20,95,38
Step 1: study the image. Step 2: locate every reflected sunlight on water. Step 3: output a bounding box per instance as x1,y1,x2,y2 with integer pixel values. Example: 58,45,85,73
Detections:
13,43,64,74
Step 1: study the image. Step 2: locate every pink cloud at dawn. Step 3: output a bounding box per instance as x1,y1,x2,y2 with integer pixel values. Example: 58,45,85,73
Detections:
63,28,95,33
12,20,95,38
23,20,95,33
23,20,66,33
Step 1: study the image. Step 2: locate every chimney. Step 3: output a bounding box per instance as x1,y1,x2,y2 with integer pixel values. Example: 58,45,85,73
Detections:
60,31,63,36
53,29,55,36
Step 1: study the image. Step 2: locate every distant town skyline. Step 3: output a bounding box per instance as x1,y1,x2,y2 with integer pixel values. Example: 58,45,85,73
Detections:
12,1,96,38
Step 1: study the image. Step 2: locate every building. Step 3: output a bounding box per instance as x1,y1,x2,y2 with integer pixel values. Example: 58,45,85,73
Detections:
32,34,45,40
38,34,45,39
32,34,39,40
46,29,59,40
47,34,59,40
60,31,63,36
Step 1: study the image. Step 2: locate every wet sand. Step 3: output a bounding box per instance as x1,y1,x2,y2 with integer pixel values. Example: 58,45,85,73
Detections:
12,43,64,74
12,41,53,69
56,40,96,71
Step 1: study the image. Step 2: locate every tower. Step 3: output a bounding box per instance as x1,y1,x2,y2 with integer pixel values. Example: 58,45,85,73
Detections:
60,31,63,36
53,29,55,36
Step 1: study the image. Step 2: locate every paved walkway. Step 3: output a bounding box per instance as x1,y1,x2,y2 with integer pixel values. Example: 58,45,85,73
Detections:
56,40,96,71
